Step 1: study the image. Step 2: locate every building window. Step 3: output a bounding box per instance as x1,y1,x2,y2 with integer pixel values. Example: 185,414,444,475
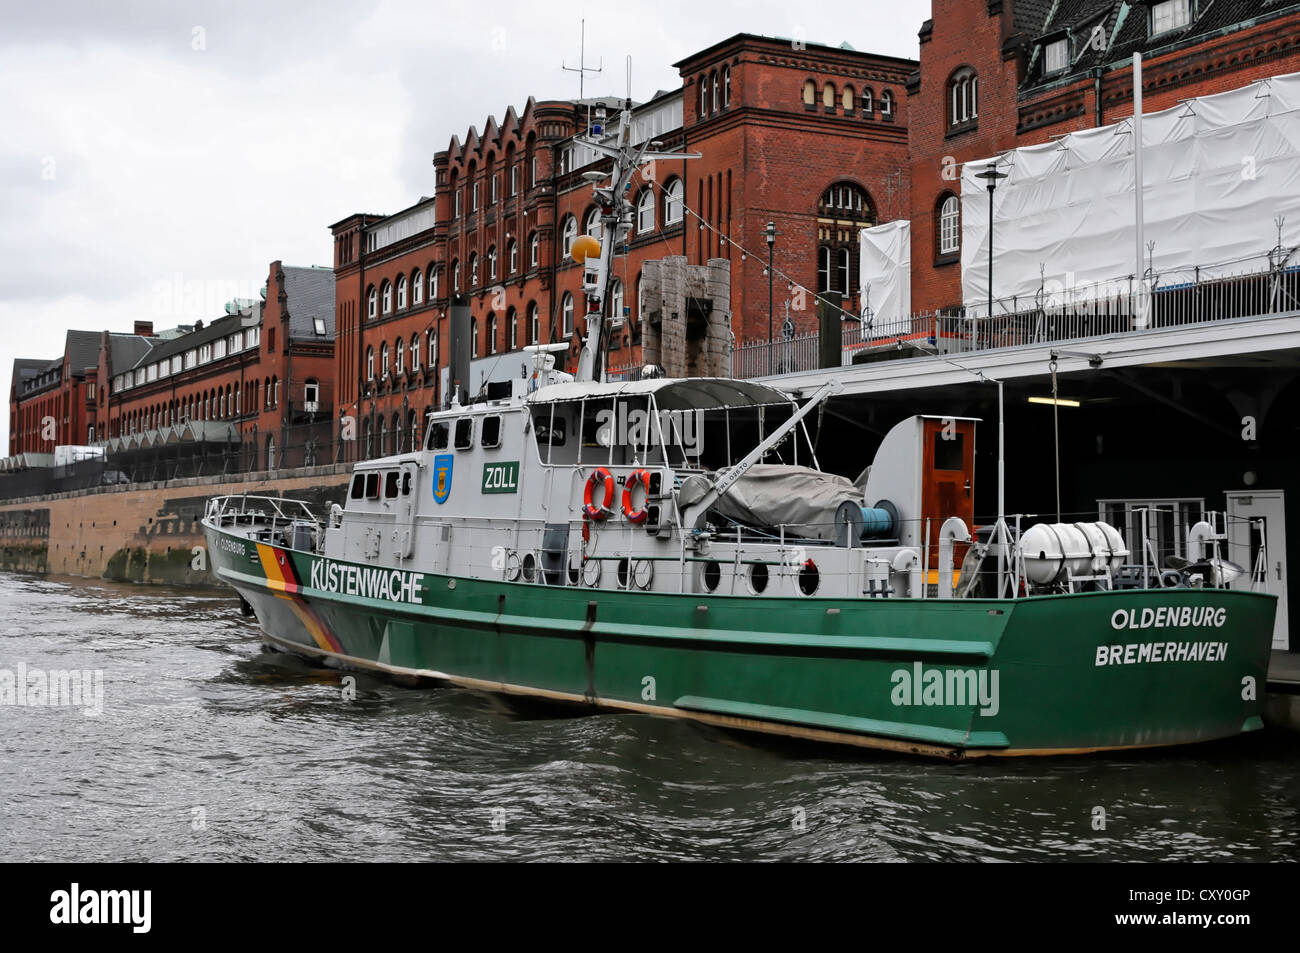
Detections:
1152,0,1191,36
367,286,377,318
585,207,602,242
452,260,460,292
610,280,624,322
880,89,894,118
510,165,518,195
664,178,684,225
948,68,978,127
862,87,874,114
561,216,577,256
818,183,874,297
488,246,497,281
469,253,479,287
455,190,462,217
412,269,423,305
939,194,961,256
636,189,655,234
711,70,719,113
381,280,392,314
803,79,816,106
822,83,835,109
723,66,731,107
471,317,479,356
305,379,319,405
507,306,518,351
429,266,439,300
529,233,539,268
817,246,831,293
490,173,499,204
562,293,574,336
529,302,539,344
699,74,709,116
508,239,518,274
472,181,479,211
428,331,437,367
487,313,497,354
396,274,408,310
842,85,854,112
381,342,390,377
1044,38,1070,74
837,248,851,296
411,333,420,371
366,346,374,380
395,337,405,373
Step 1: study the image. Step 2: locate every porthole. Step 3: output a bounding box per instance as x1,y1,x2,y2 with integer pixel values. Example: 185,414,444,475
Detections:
616,557,630,589
505,551,521,581
521,552,537,583
749,562,769,594
582,558,601,587
798,559,820,596
633,559,654,590
702,560,721,593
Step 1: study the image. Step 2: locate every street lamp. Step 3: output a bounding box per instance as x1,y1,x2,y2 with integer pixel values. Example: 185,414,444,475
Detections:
976,162,1009,323
765,221,777,374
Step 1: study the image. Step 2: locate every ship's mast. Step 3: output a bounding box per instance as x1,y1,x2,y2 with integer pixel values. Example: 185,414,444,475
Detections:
572,68,699,383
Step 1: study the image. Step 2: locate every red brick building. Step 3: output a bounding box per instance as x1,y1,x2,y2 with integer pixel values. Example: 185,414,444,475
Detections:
908,0,1300,314
97,261,335,471
330,33,915,458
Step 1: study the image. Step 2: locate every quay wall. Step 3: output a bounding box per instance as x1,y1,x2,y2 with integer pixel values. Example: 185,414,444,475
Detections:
0,467,352,586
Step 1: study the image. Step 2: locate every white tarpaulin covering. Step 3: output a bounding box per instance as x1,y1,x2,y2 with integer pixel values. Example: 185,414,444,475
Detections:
961,72,1300,316
858,220,911,327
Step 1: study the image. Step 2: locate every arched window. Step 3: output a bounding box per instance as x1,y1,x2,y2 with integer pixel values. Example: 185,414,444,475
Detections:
471,317,479,357
428,330,437,367
395,336,405,373
560,216,577,257
381,280,392,314
529,232,539,268
487,313,498,354
585,207,602,241
452,259,461,291
938,194,961,256
803,79,816,106
561,293,574,336
381,342,390,377
817,183,875,298
366,346,375,380
699,74,709,116
410,410,420,456
822,83,835,109
723,65,731,107
948,68,978,127
487,246,497,281
528,302,539,344
842,85,855,112
664,178,684,225
392,411,403,453
507,239,518,275
468,253,479,287
378,417,387,458
412,269,423,305
410,333,420,371
610,280,624,323
862,87,874,114
396,274,408,310
507,306,518,350
711,70,719,113
367,285,377,319
429,266,439,300
636,189,655,234
881,89,894,118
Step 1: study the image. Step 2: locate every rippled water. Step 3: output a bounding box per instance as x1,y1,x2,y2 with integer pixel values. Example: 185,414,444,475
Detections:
2,572,1298,862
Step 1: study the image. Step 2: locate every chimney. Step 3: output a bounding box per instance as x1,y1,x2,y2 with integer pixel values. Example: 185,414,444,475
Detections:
134,320,153,336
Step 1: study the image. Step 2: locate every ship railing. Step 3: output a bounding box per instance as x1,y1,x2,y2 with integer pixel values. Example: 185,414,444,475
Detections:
205,494,321,535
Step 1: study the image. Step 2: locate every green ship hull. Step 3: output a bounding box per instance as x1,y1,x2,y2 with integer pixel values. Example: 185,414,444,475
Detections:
207,526,1277,759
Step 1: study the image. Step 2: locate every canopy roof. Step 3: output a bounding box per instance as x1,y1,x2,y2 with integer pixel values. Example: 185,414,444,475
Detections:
528,377,792,411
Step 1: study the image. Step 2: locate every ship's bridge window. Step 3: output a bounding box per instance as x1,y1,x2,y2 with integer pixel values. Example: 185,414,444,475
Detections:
426,421,449,451
481,415,502,449
454,418,474,450
365,472,380,500
349,473,365,499
401,472,412,495
533,412,566,458
384,471,400,499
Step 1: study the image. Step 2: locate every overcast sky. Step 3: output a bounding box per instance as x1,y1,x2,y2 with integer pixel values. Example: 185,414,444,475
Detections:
0,0,929,448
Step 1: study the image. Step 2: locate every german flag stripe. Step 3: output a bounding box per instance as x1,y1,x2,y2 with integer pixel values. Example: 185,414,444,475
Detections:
257,543,343,653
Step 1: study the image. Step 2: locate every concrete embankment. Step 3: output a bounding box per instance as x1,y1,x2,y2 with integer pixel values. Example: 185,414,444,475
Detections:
0,465,351,586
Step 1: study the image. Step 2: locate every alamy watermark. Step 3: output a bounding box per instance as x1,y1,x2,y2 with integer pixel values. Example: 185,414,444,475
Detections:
890,663,999,716
0,663,103,716
594,401,703,453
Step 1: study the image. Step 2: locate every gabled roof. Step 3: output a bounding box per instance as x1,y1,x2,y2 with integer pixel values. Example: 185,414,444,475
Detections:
108,332,155,372
65,330,101,376
283,266,335,341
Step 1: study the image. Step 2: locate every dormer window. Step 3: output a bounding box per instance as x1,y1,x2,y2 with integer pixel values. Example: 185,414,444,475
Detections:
1044,38,1070,74
1151,0,1191,36
948,68,978,129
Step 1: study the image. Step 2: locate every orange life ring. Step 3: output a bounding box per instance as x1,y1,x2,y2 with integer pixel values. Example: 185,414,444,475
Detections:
621,469,652,524
583,467,615,520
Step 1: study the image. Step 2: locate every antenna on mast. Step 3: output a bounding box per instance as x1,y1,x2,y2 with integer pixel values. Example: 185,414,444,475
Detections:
561,19,603,133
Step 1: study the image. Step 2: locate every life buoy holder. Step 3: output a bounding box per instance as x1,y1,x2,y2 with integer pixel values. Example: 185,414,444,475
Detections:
583,467,615,520
621,469,652,524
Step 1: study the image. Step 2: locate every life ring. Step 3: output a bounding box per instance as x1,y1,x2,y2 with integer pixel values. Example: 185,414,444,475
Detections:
583,467,615,520
621,468,652,524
